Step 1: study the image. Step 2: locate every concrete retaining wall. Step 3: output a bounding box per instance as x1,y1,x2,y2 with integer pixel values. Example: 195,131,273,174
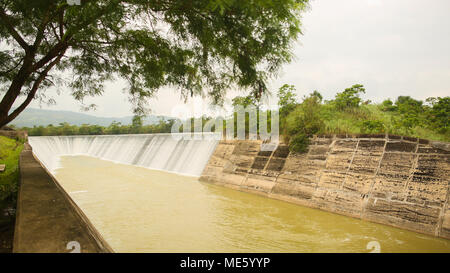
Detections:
13,143,113,253
200,135,450,239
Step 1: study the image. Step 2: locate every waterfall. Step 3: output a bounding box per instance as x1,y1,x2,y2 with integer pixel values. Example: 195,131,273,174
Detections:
28,134,219,176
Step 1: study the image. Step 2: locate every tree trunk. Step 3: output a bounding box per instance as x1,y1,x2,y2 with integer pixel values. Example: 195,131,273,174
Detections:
0,45,67,128
0,54,35,127
0,79,29,128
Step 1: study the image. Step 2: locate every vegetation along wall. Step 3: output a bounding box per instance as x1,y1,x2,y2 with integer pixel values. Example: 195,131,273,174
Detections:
200,134,450,239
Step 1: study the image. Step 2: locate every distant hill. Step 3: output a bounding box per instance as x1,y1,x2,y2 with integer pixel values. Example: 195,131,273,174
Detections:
9,108,172,127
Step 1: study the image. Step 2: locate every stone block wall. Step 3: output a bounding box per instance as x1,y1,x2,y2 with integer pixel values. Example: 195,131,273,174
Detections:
200,135,450,239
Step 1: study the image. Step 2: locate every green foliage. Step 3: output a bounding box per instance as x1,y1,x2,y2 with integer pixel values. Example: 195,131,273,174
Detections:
393,96,424,133
288,133,309,153
286,95,324,136
0,136,23,210
426,97,450,134
24,119,177,136
285,94,325,151
0,0,310,127
310,90,323,102
360,120,385,134
380,99,396,112
232,95,258,110
281,83,449,143
278,84,298,136
278,84,297,118
131,115,144,134
78,124,104,135
333,84,366,111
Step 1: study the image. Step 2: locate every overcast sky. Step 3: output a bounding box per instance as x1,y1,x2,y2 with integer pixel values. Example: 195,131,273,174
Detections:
23,0,450,118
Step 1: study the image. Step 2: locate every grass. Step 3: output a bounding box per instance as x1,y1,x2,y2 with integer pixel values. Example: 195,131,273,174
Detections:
319,104,450,142
0,136,23,203
0,135,23,253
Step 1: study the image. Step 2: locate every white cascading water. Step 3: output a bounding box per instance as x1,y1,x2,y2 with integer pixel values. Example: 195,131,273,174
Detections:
28,133,219,176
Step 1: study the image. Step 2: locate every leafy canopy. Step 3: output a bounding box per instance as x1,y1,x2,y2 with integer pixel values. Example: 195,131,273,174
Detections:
0,0,309,127
277,84,297,118
333,84,365,111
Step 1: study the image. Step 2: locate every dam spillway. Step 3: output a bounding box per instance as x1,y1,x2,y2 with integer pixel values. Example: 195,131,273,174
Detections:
28,134,219,176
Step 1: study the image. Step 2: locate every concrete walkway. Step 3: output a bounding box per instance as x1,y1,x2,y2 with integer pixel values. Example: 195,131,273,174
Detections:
13,144,112,253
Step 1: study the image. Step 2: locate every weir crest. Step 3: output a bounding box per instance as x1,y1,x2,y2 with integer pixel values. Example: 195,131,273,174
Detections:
29,134,219,176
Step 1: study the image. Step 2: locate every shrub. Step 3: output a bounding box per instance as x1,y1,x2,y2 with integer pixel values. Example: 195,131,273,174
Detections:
278,84,298,117
360,120,385,134
426,97,449,134
289,133,309,153
380,99,397,112
0,136,23,215
333,84,365,111
286,96,325,137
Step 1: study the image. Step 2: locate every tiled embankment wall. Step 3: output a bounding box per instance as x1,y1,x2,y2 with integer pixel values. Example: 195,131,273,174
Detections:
199,135,450,239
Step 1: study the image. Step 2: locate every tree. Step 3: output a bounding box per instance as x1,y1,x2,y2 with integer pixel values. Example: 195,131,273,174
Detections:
394,96,424,133
231,94,259,137
277,84,297,136
426,96,449,134
106,121,123,135
0,0,309,127
277,84,297,118
231,95,258,110
286,95,324,137
131,114,143,133
380,99,396,112
333,84,365,111
310,90,322,102
285,94,324,152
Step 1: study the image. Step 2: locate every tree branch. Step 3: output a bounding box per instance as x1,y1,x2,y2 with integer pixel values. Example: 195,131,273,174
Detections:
0,8,30,51
59,7,64,38
32,41,70,71
32,8,53,49
4,51,66,125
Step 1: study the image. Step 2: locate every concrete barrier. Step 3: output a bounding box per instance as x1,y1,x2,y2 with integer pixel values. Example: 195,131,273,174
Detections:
200,134,450,239
13,143,113,253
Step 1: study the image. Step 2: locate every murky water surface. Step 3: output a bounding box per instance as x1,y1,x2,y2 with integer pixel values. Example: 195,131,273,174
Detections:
54,156,450,253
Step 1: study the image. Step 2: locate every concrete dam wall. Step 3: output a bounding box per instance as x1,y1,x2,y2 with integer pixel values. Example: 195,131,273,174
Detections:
29,134,219,176
199,135,450,239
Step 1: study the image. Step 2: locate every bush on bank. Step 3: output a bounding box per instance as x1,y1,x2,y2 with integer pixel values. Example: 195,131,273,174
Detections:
0,136,24,218
277,84,449,153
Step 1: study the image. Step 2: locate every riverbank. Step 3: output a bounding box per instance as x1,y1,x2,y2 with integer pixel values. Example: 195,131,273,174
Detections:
0,135,24,253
